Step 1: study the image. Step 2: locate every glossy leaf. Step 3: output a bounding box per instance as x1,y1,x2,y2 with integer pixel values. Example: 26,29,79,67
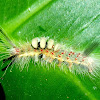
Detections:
0,0,100,100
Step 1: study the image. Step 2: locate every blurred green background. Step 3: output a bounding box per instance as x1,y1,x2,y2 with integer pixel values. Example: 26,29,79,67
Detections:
0,0,100,100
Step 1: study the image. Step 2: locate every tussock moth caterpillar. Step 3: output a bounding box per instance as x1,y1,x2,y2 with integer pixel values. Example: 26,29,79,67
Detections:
0,28,99,79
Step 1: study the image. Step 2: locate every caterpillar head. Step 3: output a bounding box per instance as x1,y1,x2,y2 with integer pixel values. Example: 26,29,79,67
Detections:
10,47,20,55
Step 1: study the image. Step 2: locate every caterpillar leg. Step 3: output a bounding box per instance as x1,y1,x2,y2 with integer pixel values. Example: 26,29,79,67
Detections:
48,58,53,63
88,68,92,73
88,64,93,73
68,62,73,69
66,59,73,69
58,61,61,67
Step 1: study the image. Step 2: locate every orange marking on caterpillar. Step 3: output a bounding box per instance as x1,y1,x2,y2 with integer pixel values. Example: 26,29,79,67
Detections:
58,55,61,57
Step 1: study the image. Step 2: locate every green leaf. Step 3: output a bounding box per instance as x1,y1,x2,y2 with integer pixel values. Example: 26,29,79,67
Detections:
0,0,100,100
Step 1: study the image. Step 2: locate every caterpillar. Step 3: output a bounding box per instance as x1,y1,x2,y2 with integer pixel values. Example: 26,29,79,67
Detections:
0,28,99,79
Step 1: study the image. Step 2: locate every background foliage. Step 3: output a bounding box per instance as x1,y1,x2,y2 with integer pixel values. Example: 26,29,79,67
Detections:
0,0,100,100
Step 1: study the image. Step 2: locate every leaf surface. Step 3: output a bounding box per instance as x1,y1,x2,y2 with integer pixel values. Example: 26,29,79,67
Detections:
0,0,100,100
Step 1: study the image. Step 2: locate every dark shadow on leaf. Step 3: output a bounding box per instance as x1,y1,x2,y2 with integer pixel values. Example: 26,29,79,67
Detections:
0,83,5,100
